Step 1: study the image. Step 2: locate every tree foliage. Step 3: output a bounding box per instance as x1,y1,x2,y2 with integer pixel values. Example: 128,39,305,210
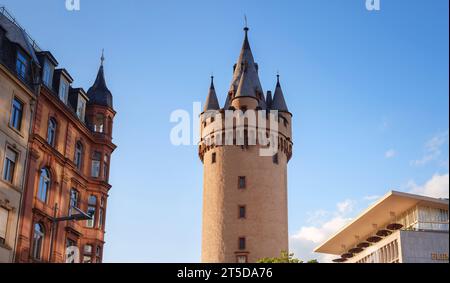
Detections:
257,251,318,263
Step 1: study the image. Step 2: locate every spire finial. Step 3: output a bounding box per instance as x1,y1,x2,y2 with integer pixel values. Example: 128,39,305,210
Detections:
210,74,215,89
277,71,280,83
244,15,249,33
100,48,105,66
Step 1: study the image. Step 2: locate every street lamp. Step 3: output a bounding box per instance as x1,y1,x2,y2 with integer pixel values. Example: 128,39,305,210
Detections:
48,203,92,262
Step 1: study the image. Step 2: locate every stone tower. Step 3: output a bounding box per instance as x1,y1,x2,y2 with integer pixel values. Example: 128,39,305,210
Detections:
199,26,293,263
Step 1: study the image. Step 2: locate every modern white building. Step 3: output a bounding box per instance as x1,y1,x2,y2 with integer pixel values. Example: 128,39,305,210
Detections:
315,191,449,263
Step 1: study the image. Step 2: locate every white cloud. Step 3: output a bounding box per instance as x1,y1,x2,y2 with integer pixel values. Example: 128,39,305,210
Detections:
337,199,354,214
363,195,380,201
411,131,449,166
385,149,397,159
407,173,449,199
290,200,355,262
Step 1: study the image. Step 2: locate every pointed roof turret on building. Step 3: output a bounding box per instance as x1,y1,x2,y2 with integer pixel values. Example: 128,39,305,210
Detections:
272,74,289,112
204,76,220,112
87,50,113,109
228,25,263,100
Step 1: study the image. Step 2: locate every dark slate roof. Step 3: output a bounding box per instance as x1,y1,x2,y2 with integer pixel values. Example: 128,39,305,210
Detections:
266,91,273,109
272,75,289,112
229,27,263,100
204,76,220,112
0,11,39,64
87,64,113,109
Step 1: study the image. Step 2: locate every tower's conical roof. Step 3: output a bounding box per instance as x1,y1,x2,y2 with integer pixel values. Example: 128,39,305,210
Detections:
228,27,263,100
266,91,273,109
87,51,113,109
272,75,289,112
204,76,220,112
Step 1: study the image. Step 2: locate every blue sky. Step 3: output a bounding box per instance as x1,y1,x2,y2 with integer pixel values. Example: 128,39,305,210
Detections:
1,0,448,262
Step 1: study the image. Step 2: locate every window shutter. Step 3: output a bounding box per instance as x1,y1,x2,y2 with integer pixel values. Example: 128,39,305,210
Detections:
0,207,8,239
5,148,17,161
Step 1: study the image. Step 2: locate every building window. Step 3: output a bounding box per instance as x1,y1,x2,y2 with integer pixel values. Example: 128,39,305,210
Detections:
236,255,248,263
2,147,17,183
103,154,109,182
74,141,83,170
272,153,278,164
59,80,69,103
239,206,246,219
69,189,79,215
32,223,45,260
238,176,246,189
94,114,105,133
37,168,51,203
76,96,86,121
16,51,27,80
98,208,104,230
0,207,8,245
42,61,53,87
86,195,97,228
10,97,23,131
96,246,102,263
47,118,57,147
211,152,216,164
238,237,246,250
83,244,93,263
65,238,77,263
91,152,101,178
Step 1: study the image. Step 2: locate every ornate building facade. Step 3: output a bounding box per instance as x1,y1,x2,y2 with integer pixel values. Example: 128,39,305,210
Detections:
14,53,116,263
0,7,116,263
0,8,40,263
199,26,293,263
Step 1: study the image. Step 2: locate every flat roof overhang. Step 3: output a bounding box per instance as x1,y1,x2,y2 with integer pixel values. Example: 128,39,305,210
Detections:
314,191,449,255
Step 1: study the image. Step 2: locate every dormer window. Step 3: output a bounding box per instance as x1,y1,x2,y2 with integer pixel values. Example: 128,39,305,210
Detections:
59,80,69,103
76,96,86,121
16,51,28,80
42,61,54,87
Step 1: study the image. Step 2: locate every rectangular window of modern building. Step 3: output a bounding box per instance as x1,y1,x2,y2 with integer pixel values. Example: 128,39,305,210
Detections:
238,176,246,189
239,206,246,219
212,152,216,164
238,237,246,250
16,51,27,80
10,97,23,131
2,147,17,183
0,207,8,245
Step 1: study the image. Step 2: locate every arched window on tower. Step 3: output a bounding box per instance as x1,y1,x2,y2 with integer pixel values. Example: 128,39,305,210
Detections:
94,114,105,133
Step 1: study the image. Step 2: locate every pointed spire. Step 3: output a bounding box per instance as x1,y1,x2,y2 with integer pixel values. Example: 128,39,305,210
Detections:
100,48,105,66
228,24,263,102
203,75,220,112
272,74,289,112
87,50,113,109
